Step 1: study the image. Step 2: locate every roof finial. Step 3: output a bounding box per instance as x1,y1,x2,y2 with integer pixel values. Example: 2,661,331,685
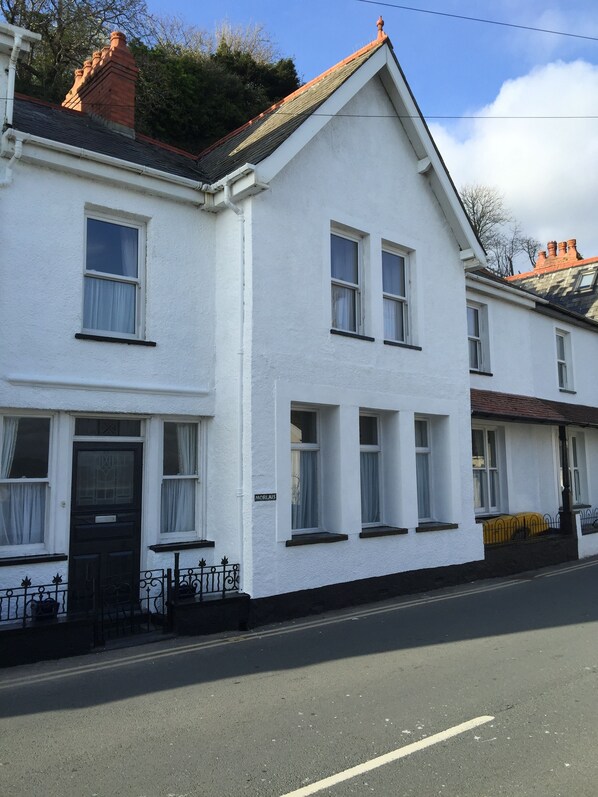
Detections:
377,16,385,39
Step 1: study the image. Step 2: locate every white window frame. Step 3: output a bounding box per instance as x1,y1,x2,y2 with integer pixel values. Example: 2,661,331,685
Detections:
569,432,587,506
330,229,362,334
291,407,320,533
472,426,500,515
82,211,145,339
0,414,52,552
415,417,433,522
467,302,489,372
555,329,573,391
360,413,382,527
160,420,202,539
575,269,597,292
382,246,409,343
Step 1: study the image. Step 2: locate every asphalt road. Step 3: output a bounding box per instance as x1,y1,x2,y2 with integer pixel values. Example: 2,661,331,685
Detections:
1,558,598,797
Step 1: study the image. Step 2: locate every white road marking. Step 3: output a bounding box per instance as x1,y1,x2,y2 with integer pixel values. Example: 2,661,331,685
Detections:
536,558,598,578
0,581,522,689
4,557,596,688
279,715,495,797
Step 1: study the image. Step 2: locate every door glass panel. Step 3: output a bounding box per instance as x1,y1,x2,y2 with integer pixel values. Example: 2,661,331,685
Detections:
76,450,135,506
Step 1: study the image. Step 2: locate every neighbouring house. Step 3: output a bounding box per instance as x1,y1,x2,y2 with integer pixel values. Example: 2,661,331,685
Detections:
466,267,598,560
2,18,594,649
507,239,598,321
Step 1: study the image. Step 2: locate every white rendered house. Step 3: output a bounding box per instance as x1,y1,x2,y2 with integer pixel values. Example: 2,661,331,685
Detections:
466,269,598,559
0,20,491,617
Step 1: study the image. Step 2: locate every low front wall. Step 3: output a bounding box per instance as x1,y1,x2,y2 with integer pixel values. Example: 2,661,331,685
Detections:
248,535,579,628
0,615,95,668
171,593,250,636
0,536,581,667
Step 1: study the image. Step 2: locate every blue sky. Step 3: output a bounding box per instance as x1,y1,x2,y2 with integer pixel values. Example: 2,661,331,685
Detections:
150,1,598,258
147,1,597,120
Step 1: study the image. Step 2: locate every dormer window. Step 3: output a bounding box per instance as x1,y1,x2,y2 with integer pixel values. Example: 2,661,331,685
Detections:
574,269,597,292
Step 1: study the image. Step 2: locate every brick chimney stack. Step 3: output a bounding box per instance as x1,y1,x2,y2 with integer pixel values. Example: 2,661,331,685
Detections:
534,238,583,271
62,31,139,133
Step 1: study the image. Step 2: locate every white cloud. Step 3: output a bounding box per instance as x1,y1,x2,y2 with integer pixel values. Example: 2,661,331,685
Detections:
431,60,598,261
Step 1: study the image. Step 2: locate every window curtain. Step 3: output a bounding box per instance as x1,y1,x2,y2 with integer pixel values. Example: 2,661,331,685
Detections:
83,278,136,334
291,450,318,530
161,424,196,534
360,452,380,524
120,228,138,278
0,418,45,546
416,452,431,519
161,480,195,533
332,285,355,331
384,298,404,341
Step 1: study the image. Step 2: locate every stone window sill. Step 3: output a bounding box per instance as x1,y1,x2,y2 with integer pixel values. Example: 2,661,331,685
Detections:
0,553,68,567
415,522,458,533
359,526,408,538
286,532,349,547
383,340,422,351
330,329,375,342
470,369,493,376
76,333,157,347
149,540,215,553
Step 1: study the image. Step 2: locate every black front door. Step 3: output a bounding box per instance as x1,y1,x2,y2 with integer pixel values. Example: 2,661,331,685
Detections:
69,442,143,607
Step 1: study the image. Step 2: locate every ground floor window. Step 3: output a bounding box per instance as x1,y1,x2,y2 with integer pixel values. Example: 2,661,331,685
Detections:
562,431,587,506
161,422,199,534
472,427,500,514
415,418,432,521
291,408,319,531
360,414,381,525
0,416,50,547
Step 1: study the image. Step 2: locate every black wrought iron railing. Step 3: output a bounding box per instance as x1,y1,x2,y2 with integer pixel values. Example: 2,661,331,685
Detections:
173,554,240,603
0,573,71,628
579,506,598,535
482,511,560,546
0,555,241,636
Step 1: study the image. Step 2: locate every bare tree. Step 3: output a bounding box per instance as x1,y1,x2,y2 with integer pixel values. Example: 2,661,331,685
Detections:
1,0,150,101
147,16,280,63
460,183,539,277
213,21,279,63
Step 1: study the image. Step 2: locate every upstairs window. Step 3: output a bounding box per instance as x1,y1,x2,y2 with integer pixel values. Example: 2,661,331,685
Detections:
556,330,573,390
467,302,489,372
574,269,597,292
331,232,361,333
83,216,143,337
382,249,409,343
0,416,50,547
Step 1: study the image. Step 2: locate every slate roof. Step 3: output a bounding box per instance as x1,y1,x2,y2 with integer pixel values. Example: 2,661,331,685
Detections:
197,36,387,182
11,35,387,186
508,259,598,322
13,95,210,182
471,388,598,428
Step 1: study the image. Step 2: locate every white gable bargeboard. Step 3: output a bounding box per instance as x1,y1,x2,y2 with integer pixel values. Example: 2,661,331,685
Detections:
230,74,483,598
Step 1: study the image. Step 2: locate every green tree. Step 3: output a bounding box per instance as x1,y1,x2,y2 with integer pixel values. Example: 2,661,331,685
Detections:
2,2,300,151
131,39,299,152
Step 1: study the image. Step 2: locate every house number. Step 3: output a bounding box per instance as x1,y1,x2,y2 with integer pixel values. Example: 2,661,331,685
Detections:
254,493,276,502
